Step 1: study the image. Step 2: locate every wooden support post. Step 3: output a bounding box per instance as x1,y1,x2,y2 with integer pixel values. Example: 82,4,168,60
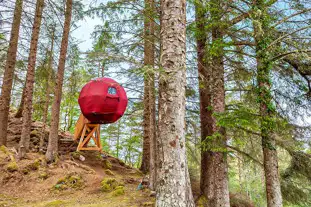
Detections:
74,114,102,152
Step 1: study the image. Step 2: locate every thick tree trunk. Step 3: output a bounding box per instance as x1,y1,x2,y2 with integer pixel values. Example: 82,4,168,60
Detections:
156,0,195,205
40,27,55,152
197,0,230,206
194,0,213,198
18,0,45,158
253,1,283,206
0,0,23,146
207,51,230,207
140,0,156,175
46,0,72,162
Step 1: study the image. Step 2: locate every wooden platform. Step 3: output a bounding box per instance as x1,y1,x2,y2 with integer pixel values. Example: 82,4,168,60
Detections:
74,114,102,151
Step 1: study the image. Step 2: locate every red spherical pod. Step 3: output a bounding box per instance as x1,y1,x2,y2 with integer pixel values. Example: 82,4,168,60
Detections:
78,78,128,124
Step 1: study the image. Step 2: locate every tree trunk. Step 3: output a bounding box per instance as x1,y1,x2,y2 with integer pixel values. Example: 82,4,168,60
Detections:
40,26,55,152
156,0,195,205
149,72,156,190
19,0,45,158
194,0,213,199
101,63,105,77
200,0,230,206
46,0,72,162
258,57,283,207
0,0,23,146
141,76,150,173
116,121,120,158
253,1,283,206
15,84,26,118
140,0,156,174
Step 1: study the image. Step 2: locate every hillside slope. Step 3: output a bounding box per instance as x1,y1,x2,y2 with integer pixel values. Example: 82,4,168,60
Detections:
0,114,153,207
0,148,154,207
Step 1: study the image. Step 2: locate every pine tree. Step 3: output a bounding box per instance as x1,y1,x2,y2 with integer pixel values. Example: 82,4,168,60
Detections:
18,0,45,158
0,0,23,146
40,25,55,151
140,0,156,175
46,0,73,162
156,0,195,205
253,1,283,206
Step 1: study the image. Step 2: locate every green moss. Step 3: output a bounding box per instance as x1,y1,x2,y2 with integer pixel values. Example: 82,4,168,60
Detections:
53,173,84,190
39,170,48,180
71,151,82,160
142,202,154,207
0,146,9,162
0,145,8,154
95,153,103,161
102,159,112,169
104,169,115,176
100,178,119,192
44,200,66,207
6,161,18,172
28,159,41,170
100,183,111,192
112,186,125,196
30,130,39,137
196,195,208,207
118,181,125,186
21,168,30,175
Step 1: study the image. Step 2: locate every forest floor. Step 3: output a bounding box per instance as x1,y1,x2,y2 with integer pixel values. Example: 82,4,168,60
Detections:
0,114,254,207
0,148,154,207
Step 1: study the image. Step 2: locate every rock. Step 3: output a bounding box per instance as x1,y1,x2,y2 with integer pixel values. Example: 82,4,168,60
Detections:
79,155,85,161
150,191,156,197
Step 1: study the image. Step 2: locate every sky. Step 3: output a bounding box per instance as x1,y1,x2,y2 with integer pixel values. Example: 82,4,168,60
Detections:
71,1,102,52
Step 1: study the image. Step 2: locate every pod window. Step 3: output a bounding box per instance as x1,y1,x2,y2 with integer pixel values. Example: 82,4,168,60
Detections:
108,87,117,95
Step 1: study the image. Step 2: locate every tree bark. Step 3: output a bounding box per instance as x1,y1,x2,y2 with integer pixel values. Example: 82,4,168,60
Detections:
19,0,45,158
46,0,72,162
141,0,156,176
253,1,283,206
156,0,195,205
149,72,157,190
0,0,23,146
15,84,26,118
146,0,157,190
199,0,230,206
194,0,213,199
40,26,55,152
141,76,150,173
